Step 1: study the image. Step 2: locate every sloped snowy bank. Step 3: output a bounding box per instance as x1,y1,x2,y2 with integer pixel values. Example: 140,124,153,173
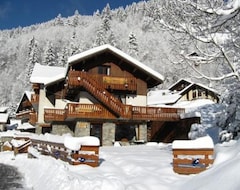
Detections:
0,138,239,190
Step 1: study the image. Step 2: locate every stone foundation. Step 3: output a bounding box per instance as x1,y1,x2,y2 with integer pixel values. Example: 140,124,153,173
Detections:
102,123,115,146
52,124,74,136
74,122,90,137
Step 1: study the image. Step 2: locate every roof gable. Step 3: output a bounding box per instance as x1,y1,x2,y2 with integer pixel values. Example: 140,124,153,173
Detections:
168,79,192,91
67,44,164,88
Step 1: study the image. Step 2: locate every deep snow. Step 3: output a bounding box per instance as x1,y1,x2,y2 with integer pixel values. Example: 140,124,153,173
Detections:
0,136,239,190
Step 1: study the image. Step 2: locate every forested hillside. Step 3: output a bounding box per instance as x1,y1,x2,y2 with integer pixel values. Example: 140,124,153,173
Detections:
0,0,237,118
0,1,183,109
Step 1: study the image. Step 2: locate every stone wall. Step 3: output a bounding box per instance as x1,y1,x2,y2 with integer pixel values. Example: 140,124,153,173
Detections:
102,123,115,146
75,122,90,137
52,124,74,136
138,123,148,142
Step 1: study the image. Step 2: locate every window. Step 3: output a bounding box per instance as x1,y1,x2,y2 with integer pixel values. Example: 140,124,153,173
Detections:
98,65,110,75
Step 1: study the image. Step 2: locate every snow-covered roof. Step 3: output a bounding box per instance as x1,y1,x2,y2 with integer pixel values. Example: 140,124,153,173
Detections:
0,113,9,123
172,135,214,149
30,63,67,85
68,44,164,82
147,90,181,106
169,78,219,96
17,122,35,130
168,78,192,91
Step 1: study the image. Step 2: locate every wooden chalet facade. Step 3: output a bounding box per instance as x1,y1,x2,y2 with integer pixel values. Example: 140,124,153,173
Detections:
168,79,219,103
148,79,219,107
16,44,197,145
16,91,37,126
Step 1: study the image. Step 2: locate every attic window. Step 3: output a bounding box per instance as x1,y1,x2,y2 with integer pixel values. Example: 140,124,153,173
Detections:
98,65,110,75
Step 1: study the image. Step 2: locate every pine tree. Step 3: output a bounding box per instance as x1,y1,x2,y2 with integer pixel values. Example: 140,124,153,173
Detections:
72,10,80,27
54,14,64,26
58,47,69,67
70,31,81,55
128,32,138,57
26,37,39,84
43,41,56,66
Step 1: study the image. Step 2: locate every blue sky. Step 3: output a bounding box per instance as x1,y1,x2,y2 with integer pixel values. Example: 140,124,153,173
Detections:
0,0,143,30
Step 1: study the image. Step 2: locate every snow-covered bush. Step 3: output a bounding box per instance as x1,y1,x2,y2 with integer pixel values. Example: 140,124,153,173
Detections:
188,123,206,140
218,83,240,142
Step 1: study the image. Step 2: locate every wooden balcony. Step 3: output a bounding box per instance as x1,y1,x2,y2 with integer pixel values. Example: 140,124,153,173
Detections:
44,103,184,122
44,109,66,122
132,106,184,121
67,70,137,92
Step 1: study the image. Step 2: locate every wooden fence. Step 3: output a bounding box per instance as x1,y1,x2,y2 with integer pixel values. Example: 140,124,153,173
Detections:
172,148,214,174
1,136,99,167
30,139,99,167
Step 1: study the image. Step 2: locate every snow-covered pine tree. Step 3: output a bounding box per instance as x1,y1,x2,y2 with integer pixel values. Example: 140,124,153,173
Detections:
54,14,64,26
43,41,56,66
69,31,81,55
128,32,138,57
26,37,39,85
72,10,80,27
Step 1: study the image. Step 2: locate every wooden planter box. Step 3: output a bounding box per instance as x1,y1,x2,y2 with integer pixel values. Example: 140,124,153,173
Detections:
172,136,214,175
173,148,214,174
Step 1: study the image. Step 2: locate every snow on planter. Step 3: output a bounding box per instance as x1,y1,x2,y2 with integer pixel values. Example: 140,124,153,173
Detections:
64,136,100,151
172,135,214,175
172,135,214,149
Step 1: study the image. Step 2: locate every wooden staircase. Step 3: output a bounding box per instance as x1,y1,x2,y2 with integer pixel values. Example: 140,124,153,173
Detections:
67,71,126,117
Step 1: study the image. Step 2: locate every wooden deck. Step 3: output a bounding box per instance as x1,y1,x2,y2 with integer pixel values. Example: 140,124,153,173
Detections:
68,70,137,92
44,103,184,122
34,70,184,122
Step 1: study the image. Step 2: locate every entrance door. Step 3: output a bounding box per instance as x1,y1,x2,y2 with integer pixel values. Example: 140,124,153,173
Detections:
90,124,102,145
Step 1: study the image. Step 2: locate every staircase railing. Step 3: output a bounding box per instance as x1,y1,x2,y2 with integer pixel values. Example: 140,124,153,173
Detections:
67,70,126,117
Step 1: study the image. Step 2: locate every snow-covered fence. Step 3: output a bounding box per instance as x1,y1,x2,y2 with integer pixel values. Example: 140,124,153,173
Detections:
172,136,214,175
29,135,100,167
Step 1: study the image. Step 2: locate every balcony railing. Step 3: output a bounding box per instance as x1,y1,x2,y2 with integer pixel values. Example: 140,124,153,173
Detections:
132,106,184,121
44,103,184,122
44,109,66,121
66,103,116,119
68,70,137,92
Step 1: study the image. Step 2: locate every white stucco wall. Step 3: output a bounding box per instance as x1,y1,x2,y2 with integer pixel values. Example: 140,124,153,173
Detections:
126,95,147,106
38,89,54,123
55,99,68,108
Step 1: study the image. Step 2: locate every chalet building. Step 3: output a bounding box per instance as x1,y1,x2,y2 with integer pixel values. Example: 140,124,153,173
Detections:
16,91,35,124
16,44,198,145
148,79,220,106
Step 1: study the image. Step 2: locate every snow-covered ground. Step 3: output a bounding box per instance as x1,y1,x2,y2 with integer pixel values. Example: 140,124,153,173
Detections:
0,137,240,190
